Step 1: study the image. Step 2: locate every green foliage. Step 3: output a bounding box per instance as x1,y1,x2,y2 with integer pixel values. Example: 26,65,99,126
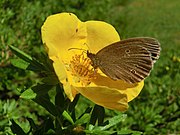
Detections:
0,0,179,134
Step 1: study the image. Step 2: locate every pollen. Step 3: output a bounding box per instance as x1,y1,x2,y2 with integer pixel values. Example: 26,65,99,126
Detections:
69,54,97,86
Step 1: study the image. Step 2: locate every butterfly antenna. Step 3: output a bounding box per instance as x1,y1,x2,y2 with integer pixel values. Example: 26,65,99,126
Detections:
68,48,87,54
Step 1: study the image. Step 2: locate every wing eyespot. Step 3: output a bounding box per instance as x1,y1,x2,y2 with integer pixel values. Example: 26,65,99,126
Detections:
130,69,136,74
125,49,130,53
134,64,139,68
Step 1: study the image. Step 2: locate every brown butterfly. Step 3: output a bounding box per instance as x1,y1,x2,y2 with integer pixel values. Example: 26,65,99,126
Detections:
87,37,161,83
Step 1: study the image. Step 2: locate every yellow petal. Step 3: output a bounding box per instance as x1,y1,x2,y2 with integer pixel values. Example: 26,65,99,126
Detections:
74,74,144,111
75,86,128,111
50,55,67,81
50,55,78,101
85,21,120,53
92,74,144,102
123,81,144,102
63,81,78,102
41,12,87,62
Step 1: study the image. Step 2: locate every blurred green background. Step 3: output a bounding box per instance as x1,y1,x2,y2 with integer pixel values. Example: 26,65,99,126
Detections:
0,0,179,134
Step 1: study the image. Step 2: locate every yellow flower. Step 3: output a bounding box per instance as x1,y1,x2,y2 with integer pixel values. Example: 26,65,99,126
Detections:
41,12,144,111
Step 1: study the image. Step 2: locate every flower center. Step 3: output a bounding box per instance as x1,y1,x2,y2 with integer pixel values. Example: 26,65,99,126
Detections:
69,53,97,86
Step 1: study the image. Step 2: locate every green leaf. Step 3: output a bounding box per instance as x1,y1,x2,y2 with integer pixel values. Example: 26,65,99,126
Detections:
55,84,65,113
20,84,58,116
10,59,29,70
31,84,54,96
55,117,63,134
85,127,116,135
33,117,54,134
77,107,92,120
90,105,105,126
10,119,27,135
20,84,54,99
38,52,54,72
33,94,58,116
9,45,46,72
40,117,54,133
27,117,38,131
41,74,59,85
67,94,80,122
68,94,80,113
20,88,37,99
117,129,143,135
75,114,90,125
99,114,127,131
86,114,127,134
9,45,33,62
62,111,74,124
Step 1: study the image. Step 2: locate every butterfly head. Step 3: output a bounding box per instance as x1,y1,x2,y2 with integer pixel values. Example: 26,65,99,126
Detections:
87,51,99,69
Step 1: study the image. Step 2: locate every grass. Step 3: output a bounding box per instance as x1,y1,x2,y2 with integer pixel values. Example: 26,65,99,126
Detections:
0,0,179,134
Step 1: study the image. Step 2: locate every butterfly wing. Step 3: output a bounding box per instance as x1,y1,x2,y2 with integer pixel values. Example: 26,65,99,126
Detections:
117,37,161,62
96,39,156,83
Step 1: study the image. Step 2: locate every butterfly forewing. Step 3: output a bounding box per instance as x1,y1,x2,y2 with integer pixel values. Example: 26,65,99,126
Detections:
117,37,161,62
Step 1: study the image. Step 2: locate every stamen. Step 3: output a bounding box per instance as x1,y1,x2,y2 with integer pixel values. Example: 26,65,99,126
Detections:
69,54,97,86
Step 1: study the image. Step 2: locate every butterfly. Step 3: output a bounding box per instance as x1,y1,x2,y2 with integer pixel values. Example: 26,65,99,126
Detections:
87,37,160,83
